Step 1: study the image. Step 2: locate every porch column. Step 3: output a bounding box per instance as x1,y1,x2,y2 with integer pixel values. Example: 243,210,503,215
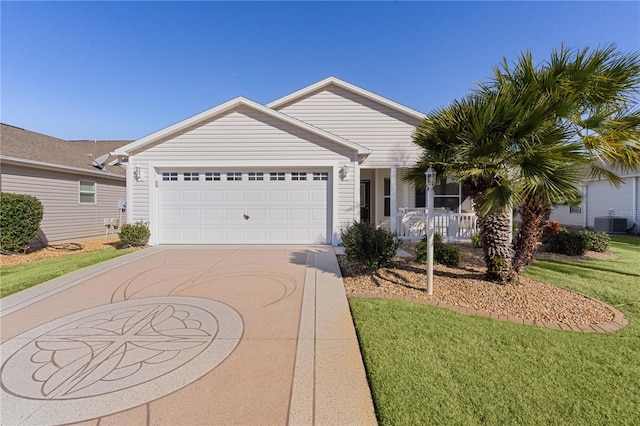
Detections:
390,167,397,233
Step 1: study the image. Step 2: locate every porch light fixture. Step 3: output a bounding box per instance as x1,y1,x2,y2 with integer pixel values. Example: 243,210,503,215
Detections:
425,166,436,296
339,163,350,180
133,165,142,182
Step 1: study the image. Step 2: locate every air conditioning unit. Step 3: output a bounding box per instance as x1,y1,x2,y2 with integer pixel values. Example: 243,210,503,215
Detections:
593,217,628,234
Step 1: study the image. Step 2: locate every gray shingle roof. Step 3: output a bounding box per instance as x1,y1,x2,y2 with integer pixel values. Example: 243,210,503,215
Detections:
0,123,131,177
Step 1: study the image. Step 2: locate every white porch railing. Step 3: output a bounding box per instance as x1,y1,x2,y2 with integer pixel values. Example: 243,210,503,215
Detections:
397,208,479,241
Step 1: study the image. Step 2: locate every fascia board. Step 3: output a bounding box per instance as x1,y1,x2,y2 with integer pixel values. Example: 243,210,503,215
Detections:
0,156,126,181
266,76,426,121
113,96,370,157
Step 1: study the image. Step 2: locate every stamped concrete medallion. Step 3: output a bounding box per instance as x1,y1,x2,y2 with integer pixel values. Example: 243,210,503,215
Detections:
1,296,243,425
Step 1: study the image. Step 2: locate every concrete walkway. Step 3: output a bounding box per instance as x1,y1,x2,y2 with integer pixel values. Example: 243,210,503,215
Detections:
1,246,377,425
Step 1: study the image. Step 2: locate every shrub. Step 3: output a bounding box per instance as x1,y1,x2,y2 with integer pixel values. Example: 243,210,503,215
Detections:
0,192,44,253
119,221,150,247
541,220,561,242
340,221,399,271
470,233,483,248
579,229,610,252
543,230,588,256
415,233,461,267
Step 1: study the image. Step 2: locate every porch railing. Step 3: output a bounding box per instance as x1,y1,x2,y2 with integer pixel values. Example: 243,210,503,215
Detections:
396,208,478,241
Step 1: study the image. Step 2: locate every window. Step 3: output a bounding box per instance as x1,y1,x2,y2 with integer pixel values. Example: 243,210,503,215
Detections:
415,178,462,211
384,178,391,216
79,181,96,204
292,172,307,181
570,205,582,214
248,172,264,181
162,172,178,181
205,172,220,181
227,172,242,181
270,172,285,181
313,172,328,181
184,172,199,181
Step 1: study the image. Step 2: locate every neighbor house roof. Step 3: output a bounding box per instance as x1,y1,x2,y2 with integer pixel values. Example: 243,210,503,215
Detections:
0,123,130,178
113,96,371,157
266,76,426,121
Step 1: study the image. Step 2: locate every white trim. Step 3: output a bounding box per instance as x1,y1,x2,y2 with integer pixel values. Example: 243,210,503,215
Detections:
113,97,370,157
125,163,133,224
78,180,97,205
390,168,397,233
332,165,339,245
354,162,361,223
0,156,125,181
267,76,426,121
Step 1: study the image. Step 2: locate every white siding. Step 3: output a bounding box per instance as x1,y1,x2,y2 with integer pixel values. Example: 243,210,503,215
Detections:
275,87,422,168
0,165,125,246
548,205,584,228
127,106,357,244
133,107,354,162
585,179,636,229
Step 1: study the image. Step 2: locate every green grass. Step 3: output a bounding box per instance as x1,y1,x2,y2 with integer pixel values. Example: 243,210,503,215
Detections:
350,237,640,425
0,247,137,298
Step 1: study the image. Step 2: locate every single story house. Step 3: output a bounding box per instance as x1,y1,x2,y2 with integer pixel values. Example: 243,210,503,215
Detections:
113,77,474,246
0,123,130,247
549,171,640,234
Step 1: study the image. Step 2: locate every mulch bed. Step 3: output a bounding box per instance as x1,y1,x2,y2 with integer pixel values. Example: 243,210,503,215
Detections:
339,243,615,326
0,237,125,267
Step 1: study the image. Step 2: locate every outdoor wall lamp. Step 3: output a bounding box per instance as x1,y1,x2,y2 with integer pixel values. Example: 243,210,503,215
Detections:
133,165,142,182
339,163,350,180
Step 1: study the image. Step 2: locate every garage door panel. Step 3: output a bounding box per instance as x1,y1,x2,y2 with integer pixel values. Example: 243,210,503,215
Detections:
268,190,288,202
247,190,266,202
204,190,223,202
224,190,245,202
289,190,309,202
158,169,329,244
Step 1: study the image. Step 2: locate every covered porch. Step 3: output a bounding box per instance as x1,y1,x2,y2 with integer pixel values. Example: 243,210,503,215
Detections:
358,167,478,241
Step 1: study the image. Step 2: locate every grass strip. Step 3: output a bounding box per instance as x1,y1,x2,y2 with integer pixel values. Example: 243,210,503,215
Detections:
350,237,640,425
0,247,136,298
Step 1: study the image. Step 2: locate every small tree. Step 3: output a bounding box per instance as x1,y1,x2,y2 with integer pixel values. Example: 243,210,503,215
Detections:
340,221,399,272
0,192,44,253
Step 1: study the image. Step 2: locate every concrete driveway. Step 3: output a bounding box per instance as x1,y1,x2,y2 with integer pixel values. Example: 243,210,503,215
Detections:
1,246,376,425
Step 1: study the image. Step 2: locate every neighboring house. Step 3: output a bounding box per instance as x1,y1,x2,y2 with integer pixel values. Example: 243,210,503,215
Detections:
114,77,471,246
549,171,640,234
0,123,130,247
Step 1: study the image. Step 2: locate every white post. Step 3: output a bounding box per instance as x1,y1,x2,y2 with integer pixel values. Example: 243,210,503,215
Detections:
390,168,397,233
427,184,435,296
425,167,436,296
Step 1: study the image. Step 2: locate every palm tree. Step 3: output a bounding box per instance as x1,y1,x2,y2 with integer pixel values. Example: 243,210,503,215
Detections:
488,45,640,272
406,85,565,283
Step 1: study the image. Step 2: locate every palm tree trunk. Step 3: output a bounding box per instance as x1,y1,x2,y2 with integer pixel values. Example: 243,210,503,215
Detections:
478,212,516,284
512,196,552,273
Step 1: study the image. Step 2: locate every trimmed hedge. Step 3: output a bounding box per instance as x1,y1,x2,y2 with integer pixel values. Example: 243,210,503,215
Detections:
340,221,399,272
579,229,610,252
0,192,44,253
543,230,588,256
118,221,150,247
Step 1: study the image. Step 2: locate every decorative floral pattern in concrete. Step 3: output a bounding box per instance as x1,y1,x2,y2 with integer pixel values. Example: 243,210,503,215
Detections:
1,297,243,425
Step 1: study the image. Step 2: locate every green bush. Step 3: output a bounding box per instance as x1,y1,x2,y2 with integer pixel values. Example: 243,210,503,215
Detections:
0,192,44,253
340,221,399,271
118,221,150,247
415,233,461,267
470,233,483,248
579,229,610,252
543,230,588,256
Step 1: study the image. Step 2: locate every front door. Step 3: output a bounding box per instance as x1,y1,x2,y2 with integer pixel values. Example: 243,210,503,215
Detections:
360,180,371,222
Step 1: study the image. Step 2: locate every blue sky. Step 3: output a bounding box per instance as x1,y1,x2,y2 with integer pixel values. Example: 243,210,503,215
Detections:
1,1,639,140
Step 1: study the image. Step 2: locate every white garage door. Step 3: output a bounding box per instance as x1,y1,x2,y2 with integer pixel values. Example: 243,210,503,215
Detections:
158,169,330,244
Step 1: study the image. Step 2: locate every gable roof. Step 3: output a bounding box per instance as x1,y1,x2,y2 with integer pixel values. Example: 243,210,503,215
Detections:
0,123,129,178
266,76,426,121
113,96,371,157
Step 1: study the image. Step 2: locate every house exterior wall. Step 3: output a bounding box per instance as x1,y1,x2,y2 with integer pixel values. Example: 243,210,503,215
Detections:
549,176,640,230
0,164,125,245
275,87,422,167
127,107,357,243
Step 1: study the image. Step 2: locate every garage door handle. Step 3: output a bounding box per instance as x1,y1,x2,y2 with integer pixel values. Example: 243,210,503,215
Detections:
243,213,250,220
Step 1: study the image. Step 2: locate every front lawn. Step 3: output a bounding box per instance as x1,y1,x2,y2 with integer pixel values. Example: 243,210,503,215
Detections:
0,247,137,298
350,237,640,425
